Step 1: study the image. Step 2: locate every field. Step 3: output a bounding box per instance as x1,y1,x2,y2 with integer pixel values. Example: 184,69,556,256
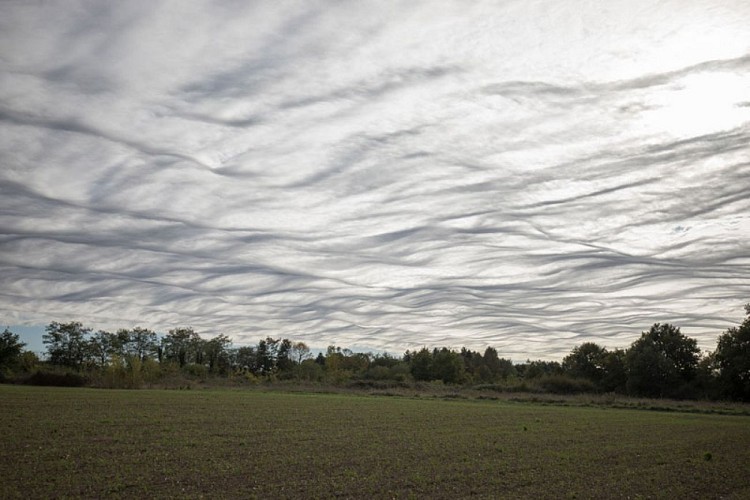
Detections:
2,386,749,499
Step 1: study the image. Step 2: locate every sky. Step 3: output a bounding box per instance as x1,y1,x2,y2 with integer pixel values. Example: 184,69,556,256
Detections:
1,1,749,360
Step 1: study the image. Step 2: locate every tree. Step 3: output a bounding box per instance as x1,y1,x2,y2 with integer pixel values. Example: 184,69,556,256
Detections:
409,348,432,381
88,330,118,367
256,338,280,374
324,345,344,373
276,338,293,372
290,341,311,365
482,347,499,381
460,347,486,382
431,348,466,384
162,327,201,367
599,348,627,393
299,358,324,381
18,351,39,373
43,321,91,369
205,334,232,375
625,323,700,398
0,327,26,374
127,327,159,361
235,346,257,373
520,360,562,379
371,352,400,368
714,304,750,401
562,342,607,384
341,351,370,374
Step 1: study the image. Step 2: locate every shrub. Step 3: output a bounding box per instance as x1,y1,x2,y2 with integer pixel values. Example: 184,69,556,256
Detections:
183,363,208,379
26,369,88,387
363,365,392,381
537,374,596,395
141,358,163,384
474,383,507,393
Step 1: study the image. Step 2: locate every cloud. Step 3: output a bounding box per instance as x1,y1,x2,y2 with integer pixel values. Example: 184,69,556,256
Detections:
1,0,749,360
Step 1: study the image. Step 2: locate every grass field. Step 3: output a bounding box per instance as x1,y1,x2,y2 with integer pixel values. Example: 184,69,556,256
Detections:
2,385,749,499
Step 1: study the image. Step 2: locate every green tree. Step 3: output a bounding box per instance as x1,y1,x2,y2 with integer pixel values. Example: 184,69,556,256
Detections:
460,347,486,382
431,348,466,384
625,323,700,398
276,338,294,372
482,347,501,381
599,348,627,393
562,342,607,384
234,346,257,373
162,327,201,367
324,345,343,373
88,330,118,367
480,347,517,381
0,327,26,374
520,360,562,379
205,334,232,375
43,321,91,369
299,358,324,381
18,350,39,372
256,338,280,374
714,304,750,401
371,352,400,369
409,348,432,381
341,351,370,374
127,327,159,361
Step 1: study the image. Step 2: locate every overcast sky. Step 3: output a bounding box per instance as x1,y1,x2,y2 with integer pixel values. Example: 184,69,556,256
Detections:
1,1,749,360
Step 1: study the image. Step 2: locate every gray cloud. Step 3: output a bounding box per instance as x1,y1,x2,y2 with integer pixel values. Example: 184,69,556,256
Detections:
1,0,749,360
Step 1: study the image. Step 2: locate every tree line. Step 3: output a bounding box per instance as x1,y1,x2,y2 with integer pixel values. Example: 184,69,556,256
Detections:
1,304,748,401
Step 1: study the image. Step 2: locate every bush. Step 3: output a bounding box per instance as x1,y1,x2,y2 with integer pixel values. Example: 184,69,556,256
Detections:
183,363,208,379
25,370,88,387
537,375,596,395
102,360,128,389
141,358,163,384
363,365,392,381
347,380,411,390
97,355,143,389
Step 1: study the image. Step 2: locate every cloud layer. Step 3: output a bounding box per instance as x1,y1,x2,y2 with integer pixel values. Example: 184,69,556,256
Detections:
2,0,749,359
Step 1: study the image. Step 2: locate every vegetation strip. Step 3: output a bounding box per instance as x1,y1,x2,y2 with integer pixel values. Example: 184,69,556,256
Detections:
1,304,748,402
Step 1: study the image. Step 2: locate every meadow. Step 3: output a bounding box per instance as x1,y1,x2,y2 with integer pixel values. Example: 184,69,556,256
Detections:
2,385,749,499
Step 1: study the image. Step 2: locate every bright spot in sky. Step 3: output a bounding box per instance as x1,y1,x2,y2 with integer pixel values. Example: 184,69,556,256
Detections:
644,71,750,138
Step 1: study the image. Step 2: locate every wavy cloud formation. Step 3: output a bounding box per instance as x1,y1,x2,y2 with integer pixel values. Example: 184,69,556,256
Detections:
1,1,749,359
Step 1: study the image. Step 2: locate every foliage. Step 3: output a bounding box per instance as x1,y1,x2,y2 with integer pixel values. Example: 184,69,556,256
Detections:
517,360,562,379
161,327,201,367
0,327,26,375
599,348,627,393
431,348,466,384
562,342,607,383
409,348,432,381
482,346,516,380
297,359,324,382
42,321,91,369
122,327,159,361
24,303,750,402
625,323,700,398
714,304,750,401
25,369,89,387
204,334,233,374
17,351,40,373
536,374,597,394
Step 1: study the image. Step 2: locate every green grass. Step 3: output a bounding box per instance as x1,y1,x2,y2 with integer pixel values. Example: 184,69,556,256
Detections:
2,385,749,499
